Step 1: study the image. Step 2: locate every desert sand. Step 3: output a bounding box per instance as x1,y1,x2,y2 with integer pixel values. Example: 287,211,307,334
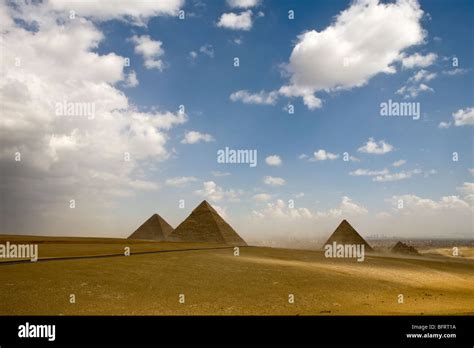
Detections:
0,235,472,315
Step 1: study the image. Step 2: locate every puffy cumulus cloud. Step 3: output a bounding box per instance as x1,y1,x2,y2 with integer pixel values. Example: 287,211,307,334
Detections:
252,199,313,220
400,52,437,69
252,196,367,221
217,10,253,31
397,68,436,99
199,44,215,58
130,35,166,70
47,0,184,25
165,176,198,188
123,70,139,88
194,181,242,202
438,121,451,129
252,193,273,202
350,168,389,176
396,83,434,99
438,107,474,128
372,169,422,182
453,107,474,126
263,176,286,186
389,194,471,213
408,69,437,83
0,2,187,235
457,182,474,204
227,0,261,9
265,155,282,166
230,90,278,105
311,149,339,161
180,131,215,144
392,159,406,167
357,138,394,154
279,0,427,109
371,192,473,239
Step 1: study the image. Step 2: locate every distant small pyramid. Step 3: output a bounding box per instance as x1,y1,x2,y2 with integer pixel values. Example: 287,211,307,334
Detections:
391,241,419,255
128,213,174,241
324,220,373,252
168,200,247,246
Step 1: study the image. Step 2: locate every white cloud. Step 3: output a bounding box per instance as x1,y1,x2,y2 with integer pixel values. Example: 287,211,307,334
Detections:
469,169,474,176
350,168,389,176
181,131,215,144
357,138,394,155
400,52,437,69
443,68,469,76
453,107,474,126
189,51,198,59
298,154,309,160
165,176,198,187
130,35,165,70
278,0,427,109
194,181,241,202
47,0,183,24
396,83,434,98
123,70,139,87
199,44,214,58
253,193,272,202
230,90,278,105
252,199,313,220
227,0,261,8
217,10,253,31
392,159,406,167
0,3,187,234
373,169,422,182
408,69,437,83
263,176,286,186
265,155,282,166
321,196,368,217
438,121,451,129
311,149,339,161
457,182,474,203
252,196,367,221
390,194,471,213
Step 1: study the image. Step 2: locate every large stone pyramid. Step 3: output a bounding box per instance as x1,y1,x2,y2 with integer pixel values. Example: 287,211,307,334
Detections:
128,213,174,241
324,219,373,252
168,200,247,246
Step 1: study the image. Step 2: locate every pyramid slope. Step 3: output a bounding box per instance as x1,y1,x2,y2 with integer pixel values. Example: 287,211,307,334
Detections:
169,200,247,246
324,220,373,251
128,214,174,241
391,241,419,255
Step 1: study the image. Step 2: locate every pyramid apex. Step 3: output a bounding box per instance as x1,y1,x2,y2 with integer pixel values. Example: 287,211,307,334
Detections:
196,200,214,210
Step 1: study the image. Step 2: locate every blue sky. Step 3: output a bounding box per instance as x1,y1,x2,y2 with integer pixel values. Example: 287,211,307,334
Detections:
1,0,473,242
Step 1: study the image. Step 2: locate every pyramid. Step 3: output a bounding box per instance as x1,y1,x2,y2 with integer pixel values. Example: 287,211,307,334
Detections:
391,241,419,255
324,219,373,252
168,200,247,246
128,213,174,241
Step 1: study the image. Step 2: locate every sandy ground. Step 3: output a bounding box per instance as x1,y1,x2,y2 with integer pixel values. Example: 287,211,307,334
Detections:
0,237,473,315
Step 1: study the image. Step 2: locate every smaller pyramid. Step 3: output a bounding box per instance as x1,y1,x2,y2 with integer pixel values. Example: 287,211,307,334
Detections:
168,200,247,246
128,213,174,241
324,220,373,252
391,241,419,255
